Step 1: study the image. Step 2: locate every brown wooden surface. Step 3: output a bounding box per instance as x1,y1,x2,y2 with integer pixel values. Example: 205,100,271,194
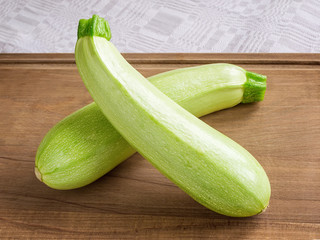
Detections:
0,53,319,239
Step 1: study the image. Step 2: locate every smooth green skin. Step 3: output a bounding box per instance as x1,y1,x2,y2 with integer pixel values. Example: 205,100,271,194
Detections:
74,36,271,217
35,63,257,190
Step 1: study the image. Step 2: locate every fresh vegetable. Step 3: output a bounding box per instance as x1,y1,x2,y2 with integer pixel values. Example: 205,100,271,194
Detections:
35,63,266,191
72,15,270,217
35,45,267,191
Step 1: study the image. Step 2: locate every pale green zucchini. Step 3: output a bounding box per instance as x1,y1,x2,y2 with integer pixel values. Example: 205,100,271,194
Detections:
73,15,270,217
35,63,266,190
35,32,267,191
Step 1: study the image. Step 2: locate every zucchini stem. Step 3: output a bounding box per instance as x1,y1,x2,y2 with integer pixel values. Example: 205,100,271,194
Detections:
77,14,111,41
242,71,267,103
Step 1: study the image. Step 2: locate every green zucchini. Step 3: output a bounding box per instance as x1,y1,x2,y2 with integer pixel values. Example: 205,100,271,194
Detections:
73,15,270,217
35,48,267,191
35,63,266,191
35,27,267,192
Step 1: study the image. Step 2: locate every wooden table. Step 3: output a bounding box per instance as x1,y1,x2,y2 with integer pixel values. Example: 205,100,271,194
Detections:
0,54,319,239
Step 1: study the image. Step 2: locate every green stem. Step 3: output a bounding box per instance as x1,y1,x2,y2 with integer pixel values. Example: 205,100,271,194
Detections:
242,71,267,103
77,15,111,40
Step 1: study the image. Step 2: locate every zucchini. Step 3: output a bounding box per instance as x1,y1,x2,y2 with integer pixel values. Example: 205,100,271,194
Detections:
35,64,266,191
35,50,267,191
36,40,266,192
73,15,270,217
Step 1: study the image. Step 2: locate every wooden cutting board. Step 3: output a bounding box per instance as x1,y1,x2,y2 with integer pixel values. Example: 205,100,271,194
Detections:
0,53,319,239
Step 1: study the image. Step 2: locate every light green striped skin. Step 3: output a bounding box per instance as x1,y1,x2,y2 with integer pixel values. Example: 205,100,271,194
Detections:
73,21,270,216
35,63,261,190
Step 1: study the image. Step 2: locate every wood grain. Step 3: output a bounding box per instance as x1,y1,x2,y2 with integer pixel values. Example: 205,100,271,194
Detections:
0,54,319,239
